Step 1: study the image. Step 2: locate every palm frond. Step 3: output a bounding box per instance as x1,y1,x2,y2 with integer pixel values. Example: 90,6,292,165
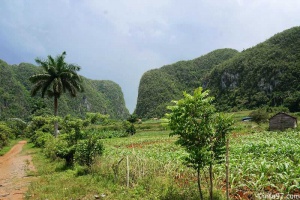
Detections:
68,64,81,72
35,58,49,72
48,55,55,67
29,74,51,83
31,81,46,97
41,78,55,98
31,51,83,101
56,52,67,71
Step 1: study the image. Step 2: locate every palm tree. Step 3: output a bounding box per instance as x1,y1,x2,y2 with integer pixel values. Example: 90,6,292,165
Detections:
29,51,83,137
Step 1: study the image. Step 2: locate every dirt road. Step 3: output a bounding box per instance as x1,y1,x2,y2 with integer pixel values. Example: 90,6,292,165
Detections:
0,141,35,200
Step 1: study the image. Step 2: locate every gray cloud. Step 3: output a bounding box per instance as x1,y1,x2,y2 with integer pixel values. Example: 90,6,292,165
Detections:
1,0,300,112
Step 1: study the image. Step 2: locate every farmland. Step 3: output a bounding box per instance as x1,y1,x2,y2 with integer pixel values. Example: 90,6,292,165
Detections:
25,120,300,200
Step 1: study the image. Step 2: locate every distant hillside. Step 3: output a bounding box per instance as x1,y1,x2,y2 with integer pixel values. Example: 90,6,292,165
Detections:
135,49,239,118
0,60,129,120
136,26,300,118
207,26,300,112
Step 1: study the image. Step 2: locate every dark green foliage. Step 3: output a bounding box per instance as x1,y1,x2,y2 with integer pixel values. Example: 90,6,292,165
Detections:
207,26,300,111
74,135,104,167
126,124,136,135
25,116,56,146
0,60,129,120
137,26,300,116
85,112,109,125
0,123,13,149
167,88,233,200
28,115,111,167
136,49,238,118
127,114,138,123
126,114,138,135
6,118,27,138
0,60,31,120
249,109,269,124
30,51,83,99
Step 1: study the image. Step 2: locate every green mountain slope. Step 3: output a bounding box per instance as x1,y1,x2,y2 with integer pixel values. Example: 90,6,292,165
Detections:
0,61,129,120
136,26,300,118
207,26,300,112
135,48,239,118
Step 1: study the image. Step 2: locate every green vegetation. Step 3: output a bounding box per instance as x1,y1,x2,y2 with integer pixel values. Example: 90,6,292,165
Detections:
249,109,269,124
167,88,233,200
0,59,129,121
24,120,300,199
0,123,13,148
25,114,107,167
207,26,300,112
136,26,300,118
30,51,84,136
1,25,300,200
135,48,238,118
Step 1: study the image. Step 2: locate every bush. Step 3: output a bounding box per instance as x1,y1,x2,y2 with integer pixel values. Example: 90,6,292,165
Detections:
44,136,75,165
28,115,107,168
7,118,27,138
249,109,269,124
0,123,13,149
34,131,53,148
74,135,104,167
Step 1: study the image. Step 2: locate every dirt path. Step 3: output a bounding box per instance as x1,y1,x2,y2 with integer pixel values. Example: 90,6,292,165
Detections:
0,141,35,200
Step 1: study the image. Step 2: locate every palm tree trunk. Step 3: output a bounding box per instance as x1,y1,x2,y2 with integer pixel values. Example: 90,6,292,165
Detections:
54,96,58,137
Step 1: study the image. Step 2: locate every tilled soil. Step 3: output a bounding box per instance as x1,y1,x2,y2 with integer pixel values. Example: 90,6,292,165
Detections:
0,141,35,200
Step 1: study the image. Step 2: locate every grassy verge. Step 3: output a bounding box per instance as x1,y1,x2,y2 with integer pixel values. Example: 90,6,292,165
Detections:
0,139,23,156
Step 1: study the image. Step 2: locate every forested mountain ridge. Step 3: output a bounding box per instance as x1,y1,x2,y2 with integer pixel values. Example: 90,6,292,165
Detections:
136,26,300,118
135,48,239,118
207,26,300,112
0,60,129,120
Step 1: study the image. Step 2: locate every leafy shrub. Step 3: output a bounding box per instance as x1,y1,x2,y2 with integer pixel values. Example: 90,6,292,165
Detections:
74,135,104,167
34,131,53,148
85,112,109,125
249,109,269,124
265,106,289,113
44,136,75,165
0,123,13,149
25,116,63,159
28,115,108,168
126,124,136,135
7,118,27,138
25,116,56,139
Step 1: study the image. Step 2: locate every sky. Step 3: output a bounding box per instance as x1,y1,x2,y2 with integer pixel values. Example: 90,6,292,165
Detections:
1,0,300,113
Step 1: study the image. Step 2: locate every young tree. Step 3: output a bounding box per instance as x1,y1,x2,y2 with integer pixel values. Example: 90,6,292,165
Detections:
126,114,138,135
29,51,83,137
167,87,233,200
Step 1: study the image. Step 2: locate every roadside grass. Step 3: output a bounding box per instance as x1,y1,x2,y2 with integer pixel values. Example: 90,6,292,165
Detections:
0,139,23,156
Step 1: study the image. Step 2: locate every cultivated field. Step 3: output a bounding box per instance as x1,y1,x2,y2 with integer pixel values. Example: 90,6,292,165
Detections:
26,120,300,200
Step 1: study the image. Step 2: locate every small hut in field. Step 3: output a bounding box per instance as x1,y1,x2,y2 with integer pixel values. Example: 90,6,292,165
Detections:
269,112,297,131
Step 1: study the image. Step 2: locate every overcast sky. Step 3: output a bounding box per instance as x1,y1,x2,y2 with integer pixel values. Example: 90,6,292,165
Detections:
1,0,300,113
